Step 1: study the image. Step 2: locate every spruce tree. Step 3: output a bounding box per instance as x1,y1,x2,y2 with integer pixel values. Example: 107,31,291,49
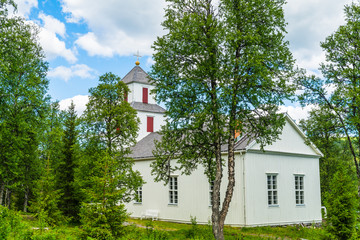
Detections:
57,101,80,220
325,162,358,240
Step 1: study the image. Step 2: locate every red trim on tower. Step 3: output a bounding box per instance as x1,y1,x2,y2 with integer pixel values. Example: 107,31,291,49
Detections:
147,116,154,132
143,88,148,103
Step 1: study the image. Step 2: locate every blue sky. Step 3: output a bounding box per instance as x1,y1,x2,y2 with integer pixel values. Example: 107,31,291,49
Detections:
11,0,353,121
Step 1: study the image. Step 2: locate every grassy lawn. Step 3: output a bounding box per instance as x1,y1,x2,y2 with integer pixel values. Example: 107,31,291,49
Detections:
7,214,326,239
126,218,325,240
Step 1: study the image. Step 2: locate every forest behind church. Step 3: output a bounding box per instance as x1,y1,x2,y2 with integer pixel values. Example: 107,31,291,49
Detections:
1,0,360,239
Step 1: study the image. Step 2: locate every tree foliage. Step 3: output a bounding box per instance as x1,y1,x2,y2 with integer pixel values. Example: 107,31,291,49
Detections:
150,0,296,239
79,72,143,238
0,3,49,209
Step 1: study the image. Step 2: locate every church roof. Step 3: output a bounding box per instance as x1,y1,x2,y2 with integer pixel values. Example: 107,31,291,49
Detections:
130,102,166,113
129,132,253,160
130,132,162,159
122,66,152,85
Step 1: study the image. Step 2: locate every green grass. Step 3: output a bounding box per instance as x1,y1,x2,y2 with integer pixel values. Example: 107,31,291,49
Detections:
6,213,326,240
125,218,325,240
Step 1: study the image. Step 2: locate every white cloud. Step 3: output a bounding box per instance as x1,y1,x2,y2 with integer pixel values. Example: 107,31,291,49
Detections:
38,27,77,63
48,64,96,82
38,13,66,38
60,0,167,57
12,0,37,17
59,95,89,116
74,32,114,57
279,105,316,123
284,0,353,75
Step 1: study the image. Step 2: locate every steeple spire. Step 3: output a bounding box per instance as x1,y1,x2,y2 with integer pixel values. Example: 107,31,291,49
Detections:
134,50,142,66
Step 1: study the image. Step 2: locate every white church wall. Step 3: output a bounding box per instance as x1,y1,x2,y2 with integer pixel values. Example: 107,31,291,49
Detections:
244,152,322,226
127,82,156,104
136,111,165,141
126,153,246,226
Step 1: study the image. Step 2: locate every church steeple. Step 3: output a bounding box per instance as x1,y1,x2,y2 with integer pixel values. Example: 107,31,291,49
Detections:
122,57,165,142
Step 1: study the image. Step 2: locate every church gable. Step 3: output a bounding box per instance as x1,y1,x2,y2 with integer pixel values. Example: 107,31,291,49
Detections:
248,114,322,157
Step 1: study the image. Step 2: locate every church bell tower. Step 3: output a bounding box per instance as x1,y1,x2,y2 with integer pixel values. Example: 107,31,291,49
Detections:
122,60,166,142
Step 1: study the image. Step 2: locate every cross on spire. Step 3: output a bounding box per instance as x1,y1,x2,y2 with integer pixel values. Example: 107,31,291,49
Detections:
134,50,142,65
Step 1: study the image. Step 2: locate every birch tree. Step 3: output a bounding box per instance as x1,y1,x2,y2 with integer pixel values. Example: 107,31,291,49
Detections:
150,0,296,239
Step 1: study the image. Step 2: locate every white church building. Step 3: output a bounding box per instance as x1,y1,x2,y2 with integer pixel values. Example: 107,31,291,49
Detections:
123,62,323,227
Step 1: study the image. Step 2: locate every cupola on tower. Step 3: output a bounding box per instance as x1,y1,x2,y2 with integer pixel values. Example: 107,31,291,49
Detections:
122,60,166,142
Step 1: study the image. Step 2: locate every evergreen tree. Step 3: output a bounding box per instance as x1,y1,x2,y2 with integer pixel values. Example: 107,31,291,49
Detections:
30,156,65,227
150,0,296,239
325,162,358,240
79,72,143,239
57,101,80,220
30,102,65,226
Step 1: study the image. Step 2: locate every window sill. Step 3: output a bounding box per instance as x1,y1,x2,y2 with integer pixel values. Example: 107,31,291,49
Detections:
296,204,306,207
133,202,142,205
168,203,178,206
268,204,279,208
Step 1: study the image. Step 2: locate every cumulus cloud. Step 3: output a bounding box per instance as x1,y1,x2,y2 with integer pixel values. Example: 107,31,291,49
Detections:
59,95,89,116
11,0,37,17
38,28,77,63
61,0,167,57
284,0,353,73
35,13,77,63
48,64,96,82
38,13,66,38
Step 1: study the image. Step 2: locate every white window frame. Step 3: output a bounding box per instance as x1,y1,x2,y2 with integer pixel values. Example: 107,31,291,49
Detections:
209,181,214,206
169,176,178,205
134,186,142,204
267,173,278,207
295,175,305,205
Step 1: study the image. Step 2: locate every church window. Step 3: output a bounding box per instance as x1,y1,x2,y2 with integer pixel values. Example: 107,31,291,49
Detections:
135,186,142,203
295,175,304,205
209,181,214,206
147,116,154,132
169,176,178,204
143,87,148,103
267,174,278,206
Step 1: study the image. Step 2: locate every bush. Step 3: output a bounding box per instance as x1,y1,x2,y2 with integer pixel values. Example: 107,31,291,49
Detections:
0,205,33,239
80,202,127,240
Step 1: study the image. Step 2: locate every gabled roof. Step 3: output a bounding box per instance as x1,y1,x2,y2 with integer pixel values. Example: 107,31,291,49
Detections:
122,66,151,85
130,102,166,113
129,114,323,160
129,132,253,160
